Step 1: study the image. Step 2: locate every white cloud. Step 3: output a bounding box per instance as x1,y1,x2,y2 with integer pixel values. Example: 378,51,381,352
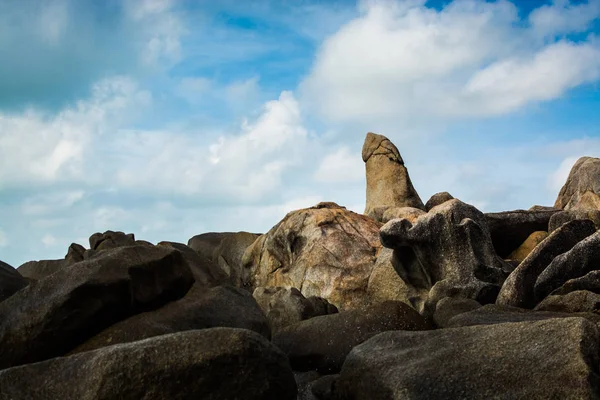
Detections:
42,234,57,247
549,156,579,192
38,0,69,45
529,0,600,38
21,191,85,216
314,147,364,183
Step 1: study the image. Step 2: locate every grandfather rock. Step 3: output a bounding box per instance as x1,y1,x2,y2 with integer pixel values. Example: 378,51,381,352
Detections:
0,261,27,302
424,191,454,211
555,156,600,210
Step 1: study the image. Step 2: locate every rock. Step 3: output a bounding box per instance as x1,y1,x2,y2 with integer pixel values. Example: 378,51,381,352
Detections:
0,328,297,400
381,206,425,224
485,209,558,257
310,375,338,400
253,287,337,333
188,232,233,259
506,231,548,264
17,258,65,280
213,231,261,288
424,191,454,211
535,290,600,313
157,241,228,286
433,297,482,328
550,270,600,296
0,261,27,302
89,230,136,251
362,132,424,221
243,202,382,310
535,230,600,302
529,205,559,211
335,318,600,399
64,243,86,266
0,245,194,369
366,248,418,307
381,199,508,315
272,301,431,374
555,156,600,210
549,209,600,232
71,284,270,353
496,219,595,309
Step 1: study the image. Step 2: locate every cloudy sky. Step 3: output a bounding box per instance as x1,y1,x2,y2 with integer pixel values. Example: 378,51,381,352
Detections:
1,0,600,267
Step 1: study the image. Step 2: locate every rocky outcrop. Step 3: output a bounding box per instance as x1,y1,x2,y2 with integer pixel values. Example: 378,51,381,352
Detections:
89,230,136,251
17,258,65,280
0,245,194,369
549,209,600,232
424,191,454,211
64,243,86,266
555,156,600,210
366,248,418,306
272,301,430,374
362,132,424,221
243,202,383,310
432,297,482,328
157,241,228,287
336,318,600,399
506,231,548,263
381,206,425,224
381,199,509,314
535,290,600,314
0,261,27,302
0,328,297,400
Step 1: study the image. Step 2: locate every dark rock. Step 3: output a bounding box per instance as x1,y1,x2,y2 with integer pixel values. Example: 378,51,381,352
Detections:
64,243,86,266
535,290,600,313
550,270,600,296
89,230,135,251
433,297,482,328
485,209,558,257
0,328,297,400
0,245,194,369
17,258,65,280
549,209,600,232
213,231,260,287
381,199,508,315
535,230,600,302
311,374,338,400
506,231,548,264
424,191,454,211
497,219,595,308
555,156,600,210
0,261,27,302
157,241,228,286
272,301,431,374
188,232,232,260
335,318,600,399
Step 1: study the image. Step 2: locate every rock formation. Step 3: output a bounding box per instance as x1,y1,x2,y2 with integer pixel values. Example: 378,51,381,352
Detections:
555,156,600,210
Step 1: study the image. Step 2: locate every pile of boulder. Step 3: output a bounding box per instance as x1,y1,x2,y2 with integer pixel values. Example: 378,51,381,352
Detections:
2,132,600,399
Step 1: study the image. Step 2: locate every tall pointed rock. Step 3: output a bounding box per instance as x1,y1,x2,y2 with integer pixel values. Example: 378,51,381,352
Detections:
362,132,424,220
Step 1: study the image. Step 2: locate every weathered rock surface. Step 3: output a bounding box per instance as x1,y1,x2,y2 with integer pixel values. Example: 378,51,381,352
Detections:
497,219,595,308
549,209,600,232
424,191,454,211
433,297,482,328
89,230,135,251
335,318,600,399
362,132,424,221
0,328,297,400
555,156,600,210
157,241,228,286
243,202,382,310
381,199,508,314
506,231,548,263
17,258,65,280
535,290,600,313
366,248,417,307
381,206,425,224
0,261,27,302
65,243,86,266
272,301,430,374
550,270,600,296
71,284,270,354
0,245,194,369
485,209,558,257
253,287,337,333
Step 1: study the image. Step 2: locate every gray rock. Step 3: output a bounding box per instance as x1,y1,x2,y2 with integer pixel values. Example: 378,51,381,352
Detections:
157,241,228,286
335,318,600,399
89,230,135,251
497,219,596,308
0,245,194,369
549,209,600,232
17,258,65,280
381,199,508,315
555,156,600,210
0,328,297,400
424,191,454,211
535,290,600,313
0,261,27,302
433,297,482,328
550,270,600,296
272,301,431,374
64,243,86,266
213,231,260,288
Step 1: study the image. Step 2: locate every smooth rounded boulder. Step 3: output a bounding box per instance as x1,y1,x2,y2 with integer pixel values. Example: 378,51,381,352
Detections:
555,156,600,210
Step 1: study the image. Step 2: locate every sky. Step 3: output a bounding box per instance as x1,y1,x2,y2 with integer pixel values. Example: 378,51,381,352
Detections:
1,0,600,267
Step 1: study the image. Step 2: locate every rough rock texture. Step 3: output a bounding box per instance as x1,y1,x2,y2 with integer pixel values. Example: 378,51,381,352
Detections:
272,301,430,374
65,243,86,266
188,232,232,259
485,209,558,257
213,232,261,287
366,248,417,306
550,270,600,296
17,258,65,280
424,191,454,211
253,287,337,333
529,205,559,211
506,231,548,263
71,284,270,354
381,206,425,224
555,156,600,210
243,202,383,310
0,328,297,400
157,241,228,287
433,297,482,328
535,290,600,313
381,199,508,314
89,230,136,251
0,245,194,369
549,209,600,232
0,261,27,302
535,230,600,302
335,318,600,399
497,219,596,308
362,132,424,221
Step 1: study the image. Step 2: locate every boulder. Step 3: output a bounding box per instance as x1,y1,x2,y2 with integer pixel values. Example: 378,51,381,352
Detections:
272,301,431,374
362,132,424,221
17,258,65,280
89,230,135,251
243,202,382,310
213,231,261,288
485,209,558,257
550,270,600,296
71,284,270,354
0,245,194,369
335,318,600,399
380,206,425,224
549,209,600,232
433,297,482,328
253,287,337,333
0,328,297,400
424,191,454,211
496,219,595,308
157,241,228,286
64,243,86,266
555,156,600,210
366,248,418,307
0,261,27,302
506,231,548,264
188,232,232,259
381,199,508,315
535,290,600,314
535,230,600,302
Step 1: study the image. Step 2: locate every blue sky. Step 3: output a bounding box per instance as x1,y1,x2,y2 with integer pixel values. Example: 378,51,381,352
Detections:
1,0,600,267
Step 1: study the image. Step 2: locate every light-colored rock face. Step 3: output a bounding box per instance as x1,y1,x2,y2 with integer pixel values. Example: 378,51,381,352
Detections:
362,132,424,221
243,202,383,311
555,156,600,210
507,231,548,263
